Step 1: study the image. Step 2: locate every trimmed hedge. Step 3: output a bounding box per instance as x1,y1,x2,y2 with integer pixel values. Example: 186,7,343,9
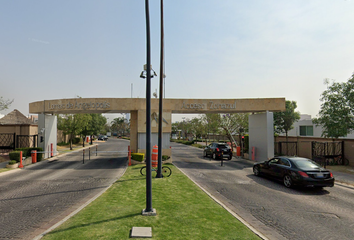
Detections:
14,147,44,161
9,151,21,162
173,140,194,145
30,147,44,161
131,153,145,162
15,148,31,157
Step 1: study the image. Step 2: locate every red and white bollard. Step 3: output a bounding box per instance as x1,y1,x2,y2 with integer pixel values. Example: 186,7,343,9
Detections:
19,151,24,168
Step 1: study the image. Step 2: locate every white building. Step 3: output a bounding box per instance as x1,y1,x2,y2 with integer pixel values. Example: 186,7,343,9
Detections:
281,114,354,139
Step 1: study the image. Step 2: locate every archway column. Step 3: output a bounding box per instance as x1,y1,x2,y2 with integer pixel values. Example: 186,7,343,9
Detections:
38,114,57,158
249,111,274,161
130,109,171,157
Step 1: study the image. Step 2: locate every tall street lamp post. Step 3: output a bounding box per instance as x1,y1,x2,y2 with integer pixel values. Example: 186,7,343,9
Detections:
142,0,156,216
156,0,164,178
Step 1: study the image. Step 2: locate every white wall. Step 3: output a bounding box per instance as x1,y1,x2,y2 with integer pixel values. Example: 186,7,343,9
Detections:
38,114,57,158
249,112,274,161
284,118,354,139
138,133,171,153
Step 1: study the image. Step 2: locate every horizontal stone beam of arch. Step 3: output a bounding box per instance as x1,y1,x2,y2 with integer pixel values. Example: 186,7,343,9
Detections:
30,97,285,159
29,98,285,114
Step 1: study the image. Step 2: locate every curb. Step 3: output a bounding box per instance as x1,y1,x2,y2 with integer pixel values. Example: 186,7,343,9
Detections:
0,144,99,175
33,159,128,240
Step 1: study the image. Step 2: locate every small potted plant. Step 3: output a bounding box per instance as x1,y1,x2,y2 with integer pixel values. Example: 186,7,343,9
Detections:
6,160,19,169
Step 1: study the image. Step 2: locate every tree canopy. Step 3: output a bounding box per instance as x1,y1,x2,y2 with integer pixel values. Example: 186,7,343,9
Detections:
314,74,354,139
220,113,249,150
273,100,300,140
111,117,129,136
0,97,13,112
57,113,106,149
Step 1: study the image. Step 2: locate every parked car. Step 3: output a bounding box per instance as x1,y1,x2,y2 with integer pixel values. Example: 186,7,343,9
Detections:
253,156,335,188
98,135,108,141
203,142,233,160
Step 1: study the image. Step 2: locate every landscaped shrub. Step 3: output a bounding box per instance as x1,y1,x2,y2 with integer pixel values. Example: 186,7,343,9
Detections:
8,160,17,165
72,137,81,144
29,147,44,161
57,142,68,146
14,147,44,161
9,151,21,162
15,148,31,157
131,153,145,162
243,135,249,153
174,140,194,145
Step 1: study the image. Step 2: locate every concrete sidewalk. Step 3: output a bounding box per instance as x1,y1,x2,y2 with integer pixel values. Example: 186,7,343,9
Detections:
328,167,354,187
0,144,99,174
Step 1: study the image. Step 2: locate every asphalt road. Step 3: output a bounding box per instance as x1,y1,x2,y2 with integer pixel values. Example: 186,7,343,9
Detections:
171,142,354,240
0,138,128,240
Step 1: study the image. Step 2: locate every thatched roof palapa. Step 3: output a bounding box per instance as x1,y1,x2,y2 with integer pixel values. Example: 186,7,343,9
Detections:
0,109,35,125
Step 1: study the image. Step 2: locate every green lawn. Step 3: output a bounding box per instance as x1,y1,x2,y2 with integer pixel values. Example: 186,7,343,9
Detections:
42,164,260,240
0,168,12,173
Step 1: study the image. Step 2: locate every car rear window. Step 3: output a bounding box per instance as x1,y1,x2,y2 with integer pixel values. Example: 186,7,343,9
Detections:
292,159,321,169
217,144,229,149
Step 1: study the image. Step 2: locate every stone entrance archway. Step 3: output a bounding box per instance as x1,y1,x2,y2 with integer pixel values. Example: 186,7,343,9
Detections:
29,98,285,160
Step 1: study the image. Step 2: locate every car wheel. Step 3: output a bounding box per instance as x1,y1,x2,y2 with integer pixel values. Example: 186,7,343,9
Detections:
253,166,260,176
228,155,232,160
283,175,293,188
212,153,216,160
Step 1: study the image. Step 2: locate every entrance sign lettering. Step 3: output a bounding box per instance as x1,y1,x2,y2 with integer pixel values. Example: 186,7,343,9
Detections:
181,101,236,110
48,101,110,110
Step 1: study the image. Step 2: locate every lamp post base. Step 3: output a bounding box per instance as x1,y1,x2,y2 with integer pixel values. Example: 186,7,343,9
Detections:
142,208,157,216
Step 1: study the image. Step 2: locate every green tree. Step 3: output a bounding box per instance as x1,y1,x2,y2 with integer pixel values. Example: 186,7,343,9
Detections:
87,114,107,137
0,97,13,112
190,117,205,139
220,113,249,151
273,100,300,141
111,117,129,136
313,78,354,139
57,114,91,150
171,122,179,137
201,113,221,145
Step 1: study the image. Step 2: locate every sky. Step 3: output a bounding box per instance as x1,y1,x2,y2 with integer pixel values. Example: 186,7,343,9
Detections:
1,0,354,122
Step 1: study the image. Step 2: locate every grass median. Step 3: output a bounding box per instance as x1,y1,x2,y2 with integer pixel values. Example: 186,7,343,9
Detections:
42,164,260,240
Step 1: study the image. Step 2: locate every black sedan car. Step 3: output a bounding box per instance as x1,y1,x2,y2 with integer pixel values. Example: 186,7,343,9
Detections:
253,156,334,188
203,142,233,160
98,135,108,141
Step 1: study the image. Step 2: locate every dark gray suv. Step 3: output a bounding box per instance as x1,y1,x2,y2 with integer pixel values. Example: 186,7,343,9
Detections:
203,142,233,160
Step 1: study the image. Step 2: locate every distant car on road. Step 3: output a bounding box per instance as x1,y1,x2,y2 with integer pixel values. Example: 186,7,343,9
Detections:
98,135,108,141
253,156,335,188
203,142,233,160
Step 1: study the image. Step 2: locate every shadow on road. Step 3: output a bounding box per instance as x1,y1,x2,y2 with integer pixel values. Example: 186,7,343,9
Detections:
23,157,127,170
